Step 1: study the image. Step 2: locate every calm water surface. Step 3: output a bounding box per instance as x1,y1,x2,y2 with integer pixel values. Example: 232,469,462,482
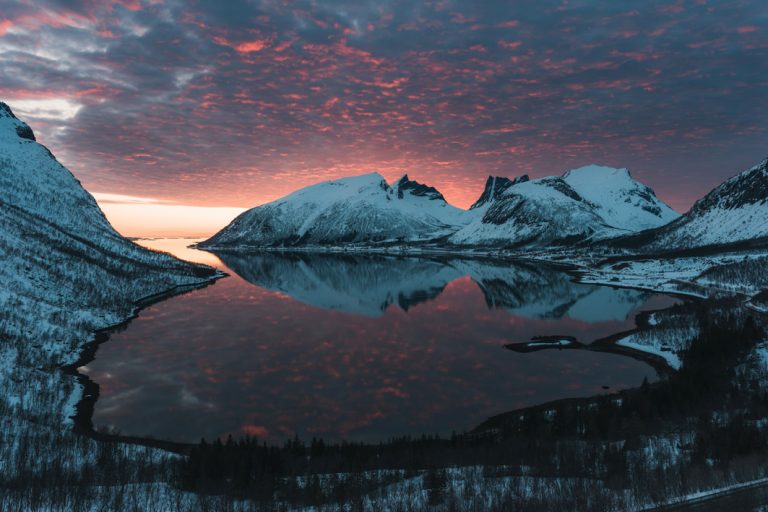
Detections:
83,238,677,443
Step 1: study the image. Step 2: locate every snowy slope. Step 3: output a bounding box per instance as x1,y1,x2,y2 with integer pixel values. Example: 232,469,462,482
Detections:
622,157,768,251
0,103,215,276
451,166,678,248
200,173,468,248
0,102,218,487
450,176,612,247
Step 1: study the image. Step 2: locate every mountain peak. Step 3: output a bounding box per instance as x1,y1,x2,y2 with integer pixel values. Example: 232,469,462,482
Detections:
201,171,466,248
470,175,528,210
0,102,36,141
395,175,446,201
561,164,679,230
0,102,15,119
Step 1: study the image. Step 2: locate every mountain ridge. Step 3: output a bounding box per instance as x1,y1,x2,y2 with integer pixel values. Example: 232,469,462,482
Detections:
202,164,681,250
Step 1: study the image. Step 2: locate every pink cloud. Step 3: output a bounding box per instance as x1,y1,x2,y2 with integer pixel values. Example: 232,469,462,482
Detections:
482,125,528,134
236,39,269,53
737,25,758,34
0,19,12,36
498,40,522,50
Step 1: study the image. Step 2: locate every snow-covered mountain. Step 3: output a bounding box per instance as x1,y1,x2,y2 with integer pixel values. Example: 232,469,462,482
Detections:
199,173,468,248
450,166,678,248
0,102,216,438
203,166,677,251
563,165,679,231
616,157,768,252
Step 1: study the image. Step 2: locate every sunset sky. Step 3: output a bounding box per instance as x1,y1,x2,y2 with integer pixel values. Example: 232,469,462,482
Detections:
1,0,767,236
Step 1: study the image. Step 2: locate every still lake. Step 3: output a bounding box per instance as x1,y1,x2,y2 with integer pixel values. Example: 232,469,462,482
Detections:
82,238,676,444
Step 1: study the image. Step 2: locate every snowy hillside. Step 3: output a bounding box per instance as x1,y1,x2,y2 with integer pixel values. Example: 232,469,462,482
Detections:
620,157,768,252
450,177,612,247
0,102,218,495
450,166,678,248
0,104,217,361
199,173,468,248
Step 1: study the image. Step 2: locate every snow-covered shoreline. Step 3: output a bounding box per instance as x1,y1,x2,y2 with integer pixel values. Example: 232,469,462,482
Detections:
63,273,224,448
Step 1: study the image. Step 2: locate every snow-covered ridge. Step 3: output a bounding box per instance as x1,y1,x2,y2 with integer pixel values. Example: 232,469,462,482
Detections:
562,165,679,231
0,102,36,141
450,165,679,248
204,165,679,250
613,157,768,252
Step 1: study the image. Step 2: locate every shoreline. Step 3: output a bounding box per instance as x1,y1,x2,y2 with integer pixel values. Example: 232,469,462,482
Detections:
62,273,226,455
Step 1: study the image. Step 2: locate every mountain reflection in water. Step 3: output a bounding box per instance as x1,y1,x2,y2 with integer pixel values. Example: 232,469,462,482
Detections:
218,251,652,323
85,239,675,444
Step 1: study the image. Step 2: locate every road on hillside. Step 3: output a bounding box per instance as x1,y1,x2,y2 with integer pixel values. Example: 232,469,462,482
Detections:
651,481,768,511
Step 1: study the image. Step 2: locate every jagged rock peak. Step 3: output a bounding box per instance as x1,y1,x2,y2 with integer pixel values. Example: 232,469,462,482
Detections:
395,174,446,201
470,175,529,210
0,101,36,141
0,102,17,119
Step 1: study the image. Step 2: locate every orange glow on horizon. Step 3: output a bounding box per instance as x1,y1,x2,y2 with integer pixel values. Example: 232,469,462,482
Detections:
94,193,246,238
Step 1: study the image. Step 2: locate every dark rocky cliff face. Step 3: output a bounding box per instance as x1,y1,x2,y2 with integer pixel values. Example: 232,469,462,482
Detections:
396,175,447,201
470,175,529,210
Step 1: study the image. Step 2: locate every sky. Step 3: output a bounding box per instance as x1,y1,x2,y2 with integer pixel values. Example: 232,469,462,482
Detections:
1,0,767,236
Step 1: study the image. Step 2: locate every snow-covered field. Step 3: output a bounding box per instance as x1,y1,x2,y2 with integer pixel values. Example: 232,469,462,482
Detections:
615,333,684,370
576,251,768,299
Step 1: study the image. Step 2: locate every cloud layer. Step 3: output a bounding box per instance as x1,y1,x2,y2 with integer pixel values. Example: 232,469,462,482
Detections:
2,0,766,211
